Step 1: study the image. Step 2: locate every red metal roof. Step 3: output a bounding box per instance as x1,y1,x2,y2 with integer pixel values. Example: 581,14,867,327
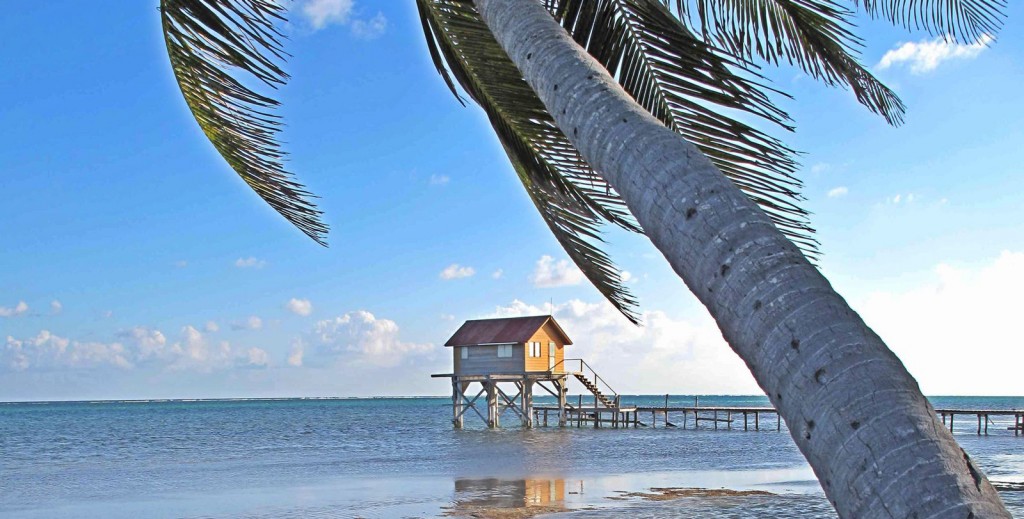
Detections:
444,315,573,347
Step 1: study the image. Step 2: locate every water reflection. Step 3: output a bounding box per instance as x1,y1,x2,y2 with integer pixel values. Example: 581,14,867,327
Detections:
451,477,571,514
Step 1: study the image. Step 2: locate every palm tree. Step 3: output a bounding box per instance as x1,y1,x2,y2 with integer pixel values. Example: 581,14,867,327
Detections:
159,0,1010,516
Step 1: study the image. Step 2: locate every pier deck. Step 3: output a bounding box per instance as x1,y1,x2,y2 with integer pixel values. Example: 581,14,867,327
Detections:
936,409,1024,435
529,404,1023,435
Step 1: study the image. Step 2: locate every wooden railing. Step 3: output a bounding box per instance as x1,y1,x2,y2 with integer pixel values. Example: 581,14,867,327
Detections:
555,358,620,406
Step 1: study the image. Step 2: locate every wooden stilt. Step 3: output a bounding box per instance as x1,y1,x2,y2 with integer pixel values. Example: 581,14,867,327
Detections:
558,378,567,427
486,380,498,428
522,378,534,428
452,377,463,429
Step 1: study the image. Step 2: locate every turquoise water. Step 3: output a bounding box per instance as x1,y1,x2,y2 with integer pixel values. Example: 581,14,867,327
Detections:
1,396,1021,517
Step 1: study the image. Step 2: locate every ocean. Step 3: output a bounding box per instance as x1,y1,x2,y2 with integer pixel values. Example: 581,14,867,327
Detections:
1,395,1022,518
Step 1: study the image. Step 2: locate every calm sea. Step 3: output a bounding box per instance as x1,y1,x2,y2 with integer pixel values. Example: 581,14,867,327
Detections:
1,395,1022,518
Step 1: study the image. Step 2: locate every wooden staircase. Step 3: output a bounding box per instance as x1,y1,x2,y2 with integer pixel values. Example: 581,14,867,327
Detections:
573,371,616,408
557,358,620,410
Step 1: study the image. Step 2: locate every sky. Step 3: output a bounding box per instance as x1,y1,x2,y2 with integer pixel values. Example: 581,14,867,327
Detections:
1,1,1022,401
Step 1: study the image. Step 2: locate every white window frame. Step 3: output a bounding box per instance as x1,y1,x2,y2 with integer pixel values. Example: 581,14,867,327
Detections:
529,341,542,358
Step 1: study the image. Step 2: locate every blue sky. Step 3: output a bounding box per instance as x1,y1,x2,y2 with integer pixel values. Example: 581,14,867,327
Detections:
1,1,1022,401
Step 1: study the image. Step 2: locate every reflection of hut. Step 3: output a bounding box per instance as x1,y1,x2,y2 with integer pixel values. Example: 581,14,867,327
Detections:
525,479,566,506
453,478,566,509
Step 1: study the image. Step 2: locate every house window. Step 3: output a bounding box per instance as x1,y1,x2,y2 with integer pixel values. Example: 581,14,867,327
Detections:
497,344,513,358
530,341,541,357
461,347,468,359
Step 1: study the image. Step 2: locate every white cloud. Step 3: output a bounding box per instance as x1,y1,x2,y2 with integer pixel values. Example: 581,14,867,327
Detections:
50,300,63,314
440,263,475,280
286,298,314,316
827,186,849,198
246,347,270,367
492,269,503,279
4,330,131,371
856,250,1024,395
300,0,353,29
2,323,273,386
287,343,305,367
174,260,188,268
0,301,29,318
429,174,450,186
810,163,831,174
350,11,387,39
878,34,992,74
889,192,916,204
530,255,584,287
121,325,260,372
297,310,435,367
231,316,263,331
235,257,267,269
295,0,387,38
489,299,758,394
204,321,220,333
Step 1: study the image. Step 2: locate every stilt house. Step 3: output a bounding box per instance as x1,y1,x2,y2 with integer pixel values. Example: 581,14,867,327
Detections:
434,315,634,429
445,315,571,375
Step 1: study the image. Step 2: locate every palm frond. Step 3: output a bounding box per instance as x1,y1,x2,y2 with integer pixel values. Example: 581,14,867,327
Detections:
161,0,328,245
548,0,820,255
419,0,641,321
666,0,904,125
852,0,1005,43
517,157,642,325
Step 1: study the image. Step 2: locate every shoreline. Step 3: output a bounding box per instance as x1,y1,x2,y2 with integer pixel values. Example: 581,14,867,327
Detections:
4,394,1023,405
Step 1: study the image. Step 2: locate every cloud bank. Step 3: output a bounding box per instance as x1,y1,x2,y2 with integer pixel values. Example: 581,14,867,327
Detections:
3,326,268,373
289,310,435,368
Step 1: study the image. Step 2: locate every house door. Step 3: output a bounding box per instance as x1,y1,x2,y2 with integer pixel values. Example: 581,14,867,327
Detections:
548,343,555,370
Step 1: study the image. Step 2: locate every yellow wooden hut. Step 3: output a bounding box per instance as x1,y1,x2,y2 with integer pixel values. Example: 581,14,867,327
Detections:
444,315,571,375
434,314,632,429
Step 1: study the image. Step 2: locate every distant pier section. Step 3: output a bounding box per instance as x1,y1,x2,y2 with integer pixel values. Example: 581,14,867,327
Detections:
432,316,1022,435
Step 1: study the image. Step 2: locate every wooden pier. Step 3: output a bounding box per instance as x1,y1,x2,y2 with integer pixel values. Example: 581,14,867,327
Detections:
937,409,1024,435
533,403,781,430
434,315,1022,436
530,403,1023,435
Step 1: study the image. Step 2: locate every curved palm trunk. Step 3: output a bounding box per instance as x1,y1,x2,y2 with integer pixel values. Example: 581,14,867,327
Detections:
473,0,1009,516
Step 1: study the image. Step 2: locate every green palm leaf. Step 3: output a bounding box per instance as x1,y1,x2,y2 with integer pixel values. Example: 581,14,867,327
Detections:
546,0,819,254
419,0,641,322
665,0,905,125
418,0,824,322
852,0,1005,43
161,0,328,245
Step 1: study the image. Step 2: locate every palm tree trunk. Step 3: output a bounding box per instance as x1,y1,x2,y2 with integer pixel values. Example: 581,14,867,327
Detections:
472,0,1010,516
